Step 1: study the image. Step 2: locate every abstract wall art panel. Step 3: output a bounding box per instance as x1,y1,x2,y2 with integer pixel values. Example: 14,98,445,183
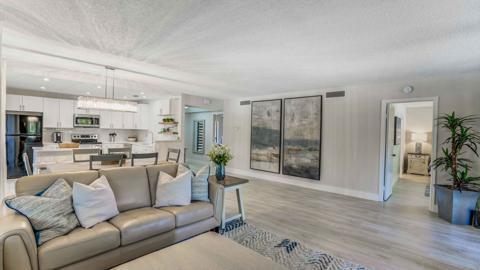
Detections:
250,99,282,173
282,96,322,180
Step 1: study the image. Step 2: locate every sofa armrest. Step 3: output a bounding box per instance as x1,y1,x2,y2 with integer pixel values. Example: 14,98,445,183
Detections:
0,203,38,270
208,179,224,225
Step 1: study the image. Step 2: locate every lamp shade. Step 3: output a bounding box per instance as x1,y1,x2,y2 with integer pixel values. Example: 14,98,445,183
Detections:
411,132,427,142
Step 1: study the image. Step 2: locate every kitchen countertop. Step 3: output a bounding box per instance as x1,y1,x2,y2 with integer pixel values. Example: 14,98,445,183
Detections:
36,141,154,152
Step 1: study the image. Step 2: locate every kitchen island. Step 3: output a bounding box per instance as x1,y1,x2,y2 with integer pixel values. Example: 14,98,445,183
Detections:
33,142,156,173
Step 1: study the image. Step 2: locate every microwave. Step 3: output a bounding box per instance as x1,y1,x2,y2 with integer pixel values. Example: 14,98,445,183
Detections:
74,114,100,128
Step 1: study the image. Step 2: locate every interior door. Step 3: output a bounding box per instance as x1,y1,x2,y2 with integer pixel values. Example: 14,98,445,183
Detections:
384,104,401,200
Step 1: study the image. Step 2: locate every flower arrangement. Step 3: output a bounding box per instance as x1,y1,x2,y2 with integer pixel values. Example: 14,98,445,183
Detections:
207,144,233,181
207,144,233,165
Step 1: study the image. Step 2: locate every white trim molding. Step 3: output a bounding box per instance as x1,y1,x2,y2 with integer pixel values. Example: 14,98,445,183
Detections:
228,168,380,201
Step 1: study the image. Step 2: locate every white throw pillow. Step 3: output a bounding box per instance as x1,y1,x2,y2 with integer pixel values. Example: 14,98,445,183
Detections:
155,171,192,207
73,175,119,228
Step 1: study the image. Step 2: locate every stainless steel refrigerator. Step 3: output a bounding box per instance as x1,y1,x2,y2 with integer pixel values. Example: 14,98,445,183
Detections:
6,112,43,179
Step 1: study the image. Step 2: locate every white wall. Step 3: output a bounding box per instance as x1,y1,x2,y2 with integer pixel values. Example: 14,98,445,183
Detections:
223,71,480,201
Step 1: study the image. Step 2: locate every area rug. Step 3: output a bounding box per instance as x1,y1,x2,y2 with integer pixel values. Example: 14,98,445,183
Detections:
220,220,369,270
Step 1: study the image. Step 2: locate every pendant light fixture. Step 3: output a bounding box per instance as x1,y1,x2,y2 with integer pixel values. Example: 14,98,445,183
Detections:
77,66,138,112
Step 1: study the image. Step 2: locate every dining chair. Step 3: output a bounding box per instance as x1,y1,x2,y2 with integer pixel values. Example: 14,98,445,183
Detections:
166,148,181,163
22,153,33,176
131,152,159,166
89,154,124,170
108,147,132,159
72,148,102,162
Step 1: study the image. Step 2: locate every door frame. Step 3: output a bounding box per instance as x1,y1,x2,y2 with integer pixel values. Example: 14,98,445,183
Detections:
378,97,439,212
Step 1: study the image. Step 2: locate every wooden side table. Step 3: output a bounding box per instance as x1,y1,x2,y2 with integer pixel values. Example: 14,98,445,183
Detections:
209,175,249,230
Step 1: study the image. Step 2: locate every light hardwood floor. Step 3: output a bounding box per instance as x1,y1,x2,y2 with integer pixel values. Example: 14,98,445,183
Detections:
224,177,480,270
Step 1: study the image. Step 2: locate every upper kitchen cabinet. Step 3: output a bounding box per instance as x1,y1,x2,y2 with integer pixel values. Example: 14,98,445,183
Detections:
43,98,74,128
99,110,123,129
6,94,44,112
134,104,150,130
123,112,135,129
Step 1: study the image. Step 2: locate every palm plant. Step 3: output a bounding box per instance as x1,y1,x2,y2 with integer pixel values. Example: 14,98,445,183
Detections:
431,112,480,191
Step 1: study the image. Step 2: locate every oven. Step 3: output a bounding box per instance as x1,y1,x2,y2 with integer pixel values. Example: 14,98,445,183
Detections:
74,114,100,128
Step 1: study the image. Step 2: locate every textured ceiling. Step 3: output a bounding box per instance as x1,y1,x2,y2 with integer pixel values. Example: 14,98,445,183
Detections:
1,0,480,98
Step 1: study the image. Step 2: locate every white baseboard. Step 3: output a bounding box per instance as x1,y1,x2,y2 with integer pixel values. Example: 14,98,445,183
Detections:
227,168,381,202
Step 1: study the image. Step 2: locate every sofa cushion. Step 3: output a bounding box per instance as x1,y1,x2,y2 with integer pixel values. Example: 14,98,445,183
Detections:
99,167,151,212
109,207,175,246
154,171,192,207
73,175,120,228
5,179,79,245
146,163,179,205
162,202,214,227
38,222,120,270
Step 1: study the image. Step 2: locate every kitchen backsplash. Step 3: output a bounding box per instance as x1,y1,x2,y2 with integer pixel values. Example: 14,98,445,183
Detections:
43,128,152,143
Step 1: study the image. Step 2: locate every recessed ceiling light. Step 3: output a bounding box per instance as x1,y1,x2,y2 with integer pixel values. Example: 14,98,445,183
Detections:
140,92,145,95
40,86,46,90
43,77,50,82
97,85,102,89
86,91,91,95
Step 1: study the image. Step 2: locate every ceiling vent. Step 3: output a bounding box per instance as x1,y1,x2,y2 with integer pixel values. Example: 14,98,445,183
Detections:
325,91,345,98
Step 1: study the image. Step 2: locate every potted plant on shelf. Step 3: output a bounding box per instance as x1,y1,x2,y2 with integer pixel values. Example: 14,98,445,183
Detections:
431,112,480,225
207,144,233,181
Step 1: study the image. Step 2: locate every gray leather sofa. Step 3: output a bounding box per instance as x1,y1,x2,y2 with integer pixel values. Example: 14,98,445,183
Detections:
0,164,224,270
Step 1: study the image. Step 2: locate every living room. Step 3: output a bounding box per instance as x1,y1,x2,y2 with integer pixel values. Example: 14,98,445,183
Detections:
1,1,480,270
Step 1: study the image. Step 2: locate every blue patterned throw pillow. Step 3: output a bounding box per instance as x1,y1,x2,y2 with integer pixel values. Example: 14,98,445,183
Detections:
5,179,79,245
177,164,210,201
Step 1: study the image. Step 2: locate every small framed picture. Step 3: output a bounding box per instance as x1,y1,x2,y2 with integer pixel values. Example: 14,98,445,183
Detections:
394,116,401,145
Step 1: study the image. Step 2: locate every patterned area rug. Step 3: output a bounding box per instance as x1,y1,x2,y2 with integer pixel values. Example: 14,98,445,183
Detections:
221,220,369,270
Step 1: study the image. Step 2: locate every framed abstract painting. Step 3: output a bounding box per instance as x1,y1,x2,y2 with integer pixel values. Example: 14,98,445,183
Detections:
250,99,282,173
282,95,322,180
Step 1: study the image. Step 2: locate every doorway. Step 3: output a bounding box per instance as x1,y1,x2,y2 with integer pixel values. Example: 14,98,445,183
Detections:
379,97,438,212
184,105,223,171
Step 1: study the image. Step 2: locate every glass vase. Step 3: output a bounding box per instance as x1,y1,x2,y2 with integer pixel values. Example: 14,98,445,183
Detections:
215,164,225,181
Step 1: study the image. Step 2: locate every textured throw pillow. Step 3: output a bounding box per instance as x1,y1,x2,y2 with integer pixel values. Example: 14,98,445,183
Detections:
5,179,79,245
176,164,210,201
155,171,192,207
73,175,119,228
191,165,210,201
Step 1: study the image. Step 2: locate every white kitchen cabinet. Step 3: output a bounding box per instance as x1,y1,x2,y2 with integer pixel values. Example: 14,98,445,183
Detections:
6,95,43,112
134,104,150,130
111,111,123,129
58,99,74,128
6,95,23,111
99,111,124,129
43,98,74,128
123,112,135,129
99,110,111,129
43,98,60,128
22,96,44,112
